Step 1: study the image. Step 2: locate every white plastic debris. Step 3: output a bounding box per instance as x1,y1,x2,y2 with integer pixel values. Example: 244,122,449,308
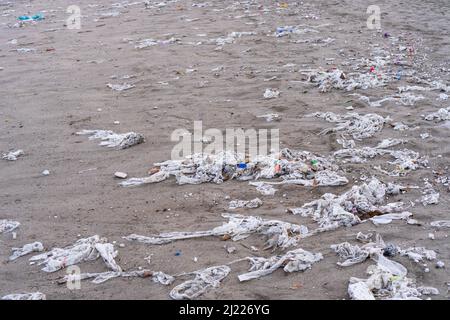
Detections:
348,259,427,300
303,68,388,93
2,149,24,161
228,198,262,210
76,129,144,149
330,242,369,267
334,139,427,176
238,248,323,282
356,232,373,243
214,31,256,47
393,122,409,131
436,261,445,268
250,182,277,195
1,292,46,300
399,247,437,263
288,178,405,231
370,212,412,225
351,92,424,107
263,88,280,99
9,242,44,261
41,170,50,176
430,220,450,228
170,265,230,300
30,235,120,273
417,287,440,296
424,107,450,121
124,213,309,251
0,220,20,233
275,26,319,37
308,112,387,140
58,269,173,285
257,113,281,122
94,242,122,272
420,181,440,206
135,37,178,49
106,83,135,91
120,148,346,188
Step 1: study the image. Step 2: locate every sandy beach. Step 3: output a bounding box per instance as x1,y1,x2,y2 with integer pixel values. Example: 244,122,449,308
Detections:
0,0,449,300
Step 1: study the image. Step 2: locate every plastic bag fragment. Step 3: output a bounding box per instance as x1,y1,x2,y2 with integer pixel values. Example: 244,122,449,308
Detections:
238,248,323,282
0,219,20,233
30,235,121,273
1,292,46,300
330,242,369,267
76,129,144,149
424,107,450,121
228,198,262,210
2,149,24,161
9,242,44,261
309,112,387,140
124,213,308,251
288,178,405,231
169,265,230,300
430,220,450,228
58,269,174,285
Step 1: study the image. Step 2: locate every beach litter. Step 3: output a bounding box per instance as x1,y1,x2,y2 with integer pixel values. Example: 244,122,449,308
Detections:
2,149,24,161
124,213,309,251
76,130,144,149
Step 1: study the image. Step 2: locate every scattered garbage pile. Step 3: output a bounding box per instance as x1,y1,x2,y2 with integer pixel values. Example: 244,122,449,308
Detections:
119,148,348,187
333,139,428,176
287,178,409,231
336,234,440,300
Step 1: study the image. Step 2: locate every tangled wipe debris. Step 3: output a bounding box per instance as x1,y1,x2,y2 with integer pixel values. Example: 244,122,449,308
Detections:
57,269,174,285
120,148,348,188
308,112,388,140
228,198,262,210
238,248,323,282
76,129,145,149
303,68,388,92
124,213,309,251
263,88,280,99
0,219,20,233
331,234,439,300
2,149,24,161
1,292,46,300
287,177,408,231
333,139,428,176
29,235,121,273
420,180,440,206
170,265,230,300
106,83,135,91
350,92,424,107
214,31,256,47
9,242,44,261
